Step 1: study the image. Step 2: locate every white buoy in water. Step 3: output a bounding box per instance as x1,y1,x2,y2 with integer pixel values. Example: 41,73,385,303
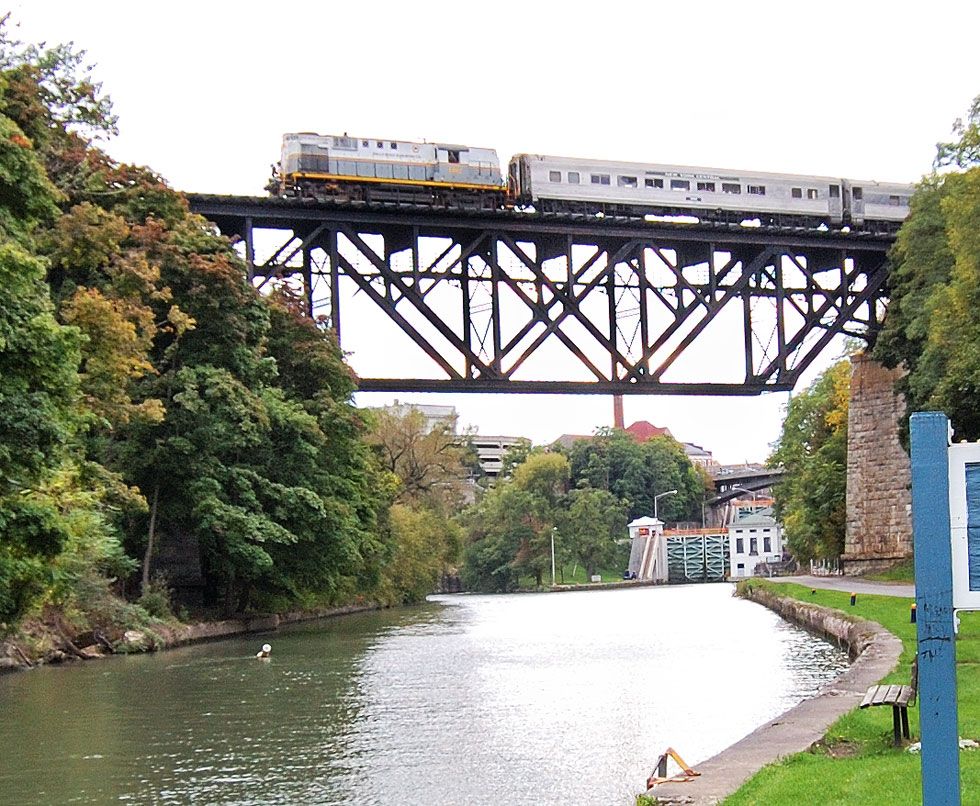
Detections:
256,643,272,659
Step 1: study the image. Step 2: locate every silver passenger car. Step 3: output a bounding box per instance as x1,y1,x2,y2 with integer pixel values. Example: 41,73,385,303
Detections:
510,154,911,228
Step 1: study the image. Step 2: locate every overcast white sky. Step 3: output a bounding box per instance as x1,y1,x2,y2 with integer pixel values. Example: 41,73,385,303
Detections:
8,2,979,463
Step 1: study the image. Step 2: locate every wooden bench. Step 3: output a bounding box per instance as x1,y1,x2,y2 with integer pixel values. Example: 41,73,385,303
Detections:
860,656,918,746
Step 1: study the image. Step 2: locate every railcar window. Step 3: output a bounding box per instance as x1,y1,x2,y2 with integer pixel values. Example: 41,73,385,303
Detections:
697,181,715,192
549,171,562,183
390,142,397,149
377,141,384,148
722,183,741,194
829,185,840,198
889,195,901,205
568,171,580,184
670,179,690,190
618,175,638,188
591,174,611,185
747,185,766,195
791,188,803,199
807,188,819,199
645,178,664,188
362,140,369,147
852,187,863,200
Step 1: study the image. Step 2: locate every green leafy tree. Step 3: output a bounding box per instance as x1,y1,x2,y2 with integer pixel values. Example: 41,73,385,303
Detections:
566,429,708,522
875,96,980,441
769,361,850,562
557,487,629,579
0,244,82,623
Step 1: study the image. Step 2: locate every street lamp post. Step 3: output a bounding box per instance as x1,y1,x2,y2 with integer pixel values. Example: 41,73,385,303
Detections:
551,527,557,587
654,489,678,521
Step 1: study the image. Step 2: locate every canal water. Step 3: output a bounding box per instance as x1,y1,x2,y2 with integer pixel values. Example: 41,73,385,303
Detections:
0,584,847,804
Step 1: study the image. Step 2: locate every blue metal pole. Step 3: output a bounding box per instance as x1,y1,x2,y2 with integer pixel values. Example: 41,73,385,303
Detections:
910,412,961,805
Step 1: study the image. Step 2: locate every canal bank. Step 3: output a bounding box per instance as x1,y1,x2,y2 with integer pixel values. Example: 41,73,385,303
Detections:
0,600,385,675
648,581,904,804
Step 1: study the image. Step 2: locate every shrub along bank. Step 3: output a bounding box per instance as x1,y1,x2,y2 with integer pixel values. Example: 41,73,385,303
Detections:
723,581,980,805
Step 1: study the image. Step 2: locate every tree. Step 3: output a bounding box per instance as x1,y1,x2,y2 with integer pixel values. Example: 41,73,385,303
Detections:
367,406,471,510
769,361,850,562
566,429,708,522
935,93,980,170
0,243,81,623
875,95,980,442
557,488,628,579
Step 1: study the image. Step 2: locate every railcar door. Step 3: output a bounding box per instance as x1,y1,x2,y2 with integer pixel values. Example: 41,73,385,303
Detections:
828,183,842,224
850,185,865,224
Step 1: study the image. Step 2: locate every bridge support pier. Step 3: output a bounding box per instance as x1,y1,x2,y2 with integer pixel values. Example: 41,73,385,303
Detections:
841,353,912,574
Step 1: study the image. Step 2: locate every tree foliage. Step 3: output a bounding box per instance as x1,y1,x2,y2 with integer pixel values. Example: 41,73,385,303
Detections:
565,428,709,522
875,96,980,441
769,361,850,562
462,451,629,591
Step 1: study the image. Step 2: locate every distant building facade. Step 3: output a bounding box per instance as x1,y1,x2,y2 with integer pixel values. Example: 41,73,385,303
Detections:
728,508,784,578
470,434,526,477
382,399,458,434
682,442,718,470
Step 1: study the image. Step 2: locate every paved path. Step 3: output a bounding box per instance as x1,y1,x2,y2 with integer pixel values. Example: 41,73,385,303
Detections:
780,574,915,598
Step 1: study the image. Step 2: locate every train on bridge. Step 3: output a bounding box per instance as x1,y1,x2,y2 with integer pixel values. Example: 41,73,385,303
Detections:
271,131,913,231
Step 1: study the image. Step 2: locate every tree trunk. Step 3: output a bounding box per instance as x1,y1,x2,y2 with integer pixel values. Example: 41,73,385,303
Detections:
141,484,160,593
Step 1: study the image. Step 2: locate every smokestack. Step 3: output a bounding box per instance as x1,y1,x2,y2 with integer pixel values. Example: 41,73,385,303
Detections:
613,395,625,429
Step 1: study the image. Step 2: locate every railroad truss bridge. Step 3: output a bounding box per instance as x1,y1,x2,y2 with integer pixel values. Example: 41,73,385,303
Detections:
188,195,893,396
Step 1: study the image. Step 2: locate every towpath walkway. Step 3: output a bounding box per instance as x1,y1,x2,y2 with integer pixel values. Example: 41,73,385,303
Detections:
780,574,914,598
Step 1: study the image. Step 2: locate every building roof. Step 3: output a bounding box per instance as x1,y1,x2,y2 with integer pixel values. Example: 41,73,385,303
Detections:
552,434,594,450
730,507,777,527
626,421,673,442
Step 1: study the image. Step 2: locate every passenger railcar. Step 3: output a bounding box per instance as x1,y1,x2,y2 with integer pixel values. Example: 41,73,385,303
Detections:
274,132,505,208
509,154,912,229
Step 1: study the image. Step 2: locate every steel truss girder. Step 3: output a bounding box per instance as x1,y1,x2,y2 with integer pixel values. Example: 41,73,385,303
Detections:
188,195,893,396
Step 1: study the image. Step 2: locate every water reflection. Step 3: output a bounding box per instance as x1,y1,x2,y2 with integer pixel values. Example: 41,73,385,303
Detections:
0,584,847,804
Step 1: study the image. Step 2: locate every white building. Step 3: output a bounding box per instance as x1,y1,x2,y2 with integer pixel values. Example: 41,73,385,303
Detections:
469,435,526,477
382,400,458,434
728,508,784,578
626,516,668,583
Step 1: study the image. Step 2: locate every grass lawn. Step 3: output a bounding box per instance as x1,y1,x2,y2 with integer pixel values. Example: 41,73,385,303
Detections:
865,558,916,583
518,565,627,588
722,581,980,805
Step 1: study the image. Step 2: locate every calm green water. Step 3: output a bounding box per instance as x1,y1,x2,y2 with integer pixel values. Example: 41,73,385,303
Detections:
0,584,847,804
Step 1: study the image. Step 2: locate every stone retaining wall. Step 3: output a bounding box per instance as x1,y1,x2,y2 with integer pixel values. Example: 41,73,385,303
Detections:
842,354,913,575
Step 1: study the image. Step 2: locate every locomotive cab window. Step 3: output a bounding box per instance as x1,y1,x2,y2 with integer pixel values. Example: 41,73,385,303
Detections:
618,175,638,188
448,150,460,164
747,185,766,195
670,179,690,190
568,171,580,184
645,177,664,188
722,182,741,194
697,181,715,192
791,187,803,199
549,170,562,183
591,174,611,185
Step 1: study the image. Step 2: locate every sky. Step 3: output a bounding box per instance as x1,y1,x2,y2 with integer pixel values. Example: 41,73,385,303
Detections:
7,1,979,463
